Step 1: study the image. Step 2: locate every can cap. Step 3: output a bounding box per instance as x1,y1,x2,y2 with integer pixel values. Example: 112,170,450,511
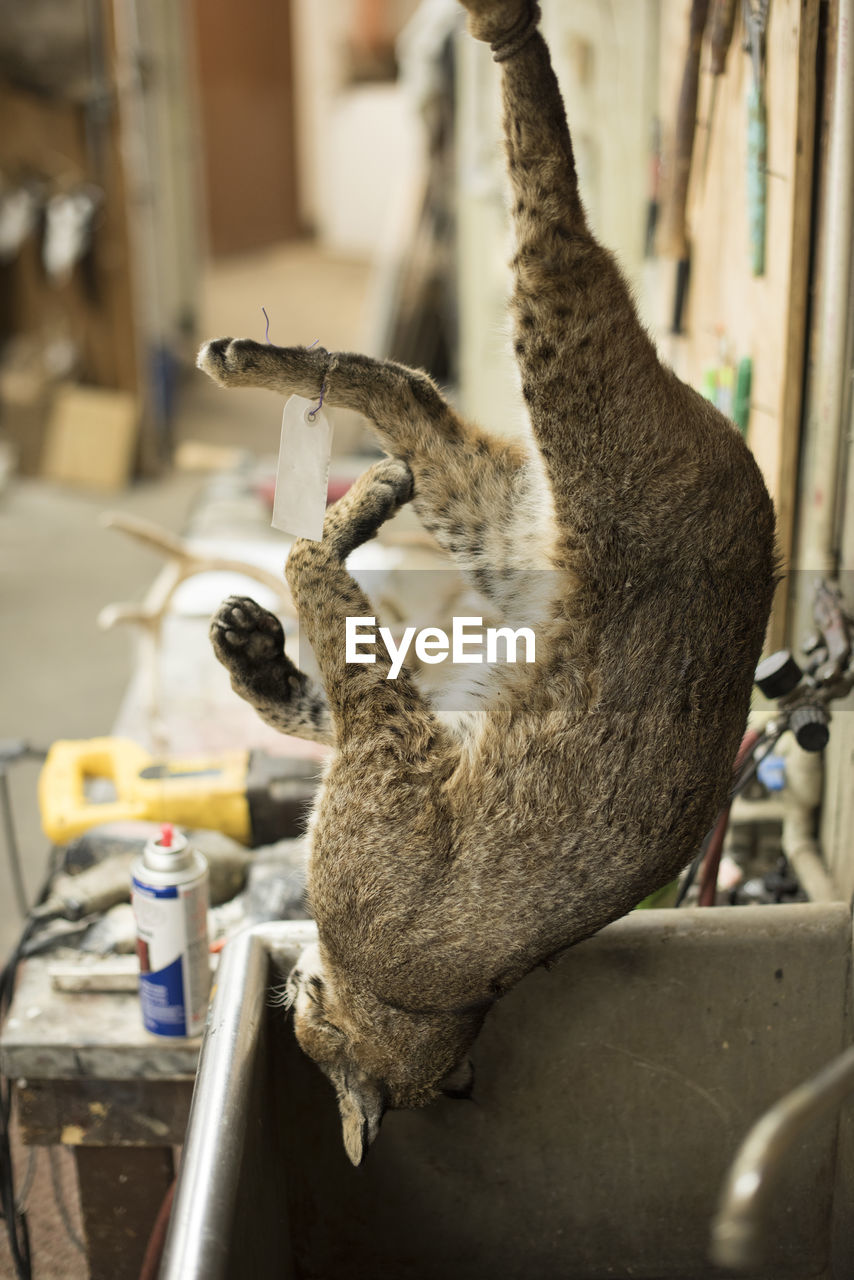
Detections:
143,825,191,873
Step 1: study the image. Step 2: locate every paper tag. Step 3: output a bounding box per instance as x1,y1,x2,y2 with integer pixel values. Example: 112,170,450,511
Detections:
271,395,333,541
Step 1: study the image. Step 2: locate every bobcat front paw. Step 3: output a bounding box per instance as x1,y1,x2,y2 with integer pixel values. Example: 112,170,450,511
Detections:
210,595,285,673
365,457,415,513
344,457,414,533
320,458,414,559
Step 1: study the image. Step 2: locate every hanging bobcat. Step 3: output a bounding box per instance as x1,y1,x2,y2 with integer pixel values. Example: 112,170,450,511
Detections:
198,0,776,1166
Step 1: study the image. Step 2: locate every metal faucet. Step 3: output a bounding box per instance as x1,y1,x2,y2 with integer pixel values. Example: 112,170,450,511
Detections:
710,1042,854,1270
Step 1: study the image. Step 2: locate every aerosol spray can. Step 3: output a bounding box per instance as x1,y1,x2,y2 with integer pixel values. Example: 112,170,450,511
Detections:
131,823,210,1037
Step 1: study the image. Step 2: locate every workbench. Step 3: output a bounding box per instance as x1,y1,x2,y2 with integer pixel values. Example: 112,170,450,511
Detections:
1,955,198,1279
0,464,320,1278
0,458,422,1276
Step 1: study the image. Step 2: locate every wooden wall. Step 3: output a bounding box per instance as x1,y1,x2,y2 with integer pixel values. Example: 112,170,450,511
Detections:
191,0,301,255
0,64,137,395
0,0,203,477
456,0,820,645
654,0,821,648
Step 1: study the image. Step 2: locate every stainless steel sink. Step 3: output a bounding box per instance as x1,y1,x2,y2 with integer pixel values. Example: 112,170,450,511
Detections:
162,905,854,1279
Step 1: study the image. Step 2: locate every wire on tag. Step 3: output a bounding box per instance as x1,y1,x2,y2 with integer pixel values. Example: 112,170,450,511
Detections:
306,340,326,421
307,382,326,421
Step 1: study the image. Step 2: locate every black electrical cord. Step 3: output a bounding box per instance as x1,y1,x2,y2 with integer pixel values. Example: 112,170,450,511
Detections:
674,719,788,908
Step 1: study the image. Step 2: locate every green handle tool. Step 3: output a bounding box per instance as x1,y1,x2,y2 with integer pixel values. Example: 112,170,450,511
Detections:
747,82,767,276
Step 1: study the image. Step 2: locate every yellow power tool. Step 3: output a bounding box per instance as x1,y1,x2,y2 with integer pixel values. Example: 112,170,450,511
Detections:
39,737,321,847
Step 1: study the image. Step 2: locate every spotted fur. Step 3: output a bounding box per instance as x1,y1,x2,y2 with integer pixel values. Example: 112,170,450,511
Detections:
200,0,776,1166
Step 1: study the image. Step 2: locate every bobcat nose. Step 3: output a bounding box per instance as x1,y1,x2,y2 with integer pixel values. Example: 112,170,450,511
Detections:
440,1058,475,1100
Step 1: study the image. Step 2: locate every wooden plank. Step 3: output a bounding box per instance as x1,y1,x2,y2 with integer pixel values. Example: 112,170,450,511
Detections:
767,0,820,648
16,1077,193,1147
815,0,854,906
75,1145,173,1280
49,957,141,994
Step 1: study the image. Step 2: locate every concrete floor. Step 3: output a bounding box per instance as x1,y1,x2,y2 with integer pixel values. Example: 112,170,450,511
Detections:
0,240,371,1278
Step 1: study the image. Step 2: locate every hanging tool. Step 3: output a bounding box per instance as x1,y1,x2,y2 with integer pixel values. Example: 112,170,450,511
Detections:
701,0,739,182
644,117,662,259
660,0,711,333
38,737,322,847
743,0,769,275
733,356,752,436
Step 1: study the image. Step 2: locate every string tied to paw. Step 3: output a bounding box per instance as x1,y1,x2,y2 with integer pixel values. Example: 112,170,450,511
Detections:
491,2,541,62
307,382,326,421
306,340,328,421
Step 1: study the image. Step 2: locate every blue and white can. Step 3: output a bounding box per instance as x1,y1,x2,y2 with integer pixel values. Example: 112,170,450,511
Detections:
131,824,210,1037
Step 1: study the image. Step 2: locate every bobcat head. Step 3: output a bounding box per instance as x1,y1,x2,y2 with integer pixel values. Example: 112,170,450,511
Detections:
284,944,476,1165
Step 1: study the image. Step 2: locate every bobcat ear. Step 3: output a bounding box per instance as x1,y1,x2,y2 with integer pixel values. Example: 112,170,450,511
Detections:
440,1058,475,1100
333,1071,385,1167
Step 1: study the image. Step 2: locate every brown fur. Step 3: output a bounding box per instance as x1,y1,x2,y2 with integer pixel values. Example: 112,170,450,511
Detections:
199,0,776,1166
